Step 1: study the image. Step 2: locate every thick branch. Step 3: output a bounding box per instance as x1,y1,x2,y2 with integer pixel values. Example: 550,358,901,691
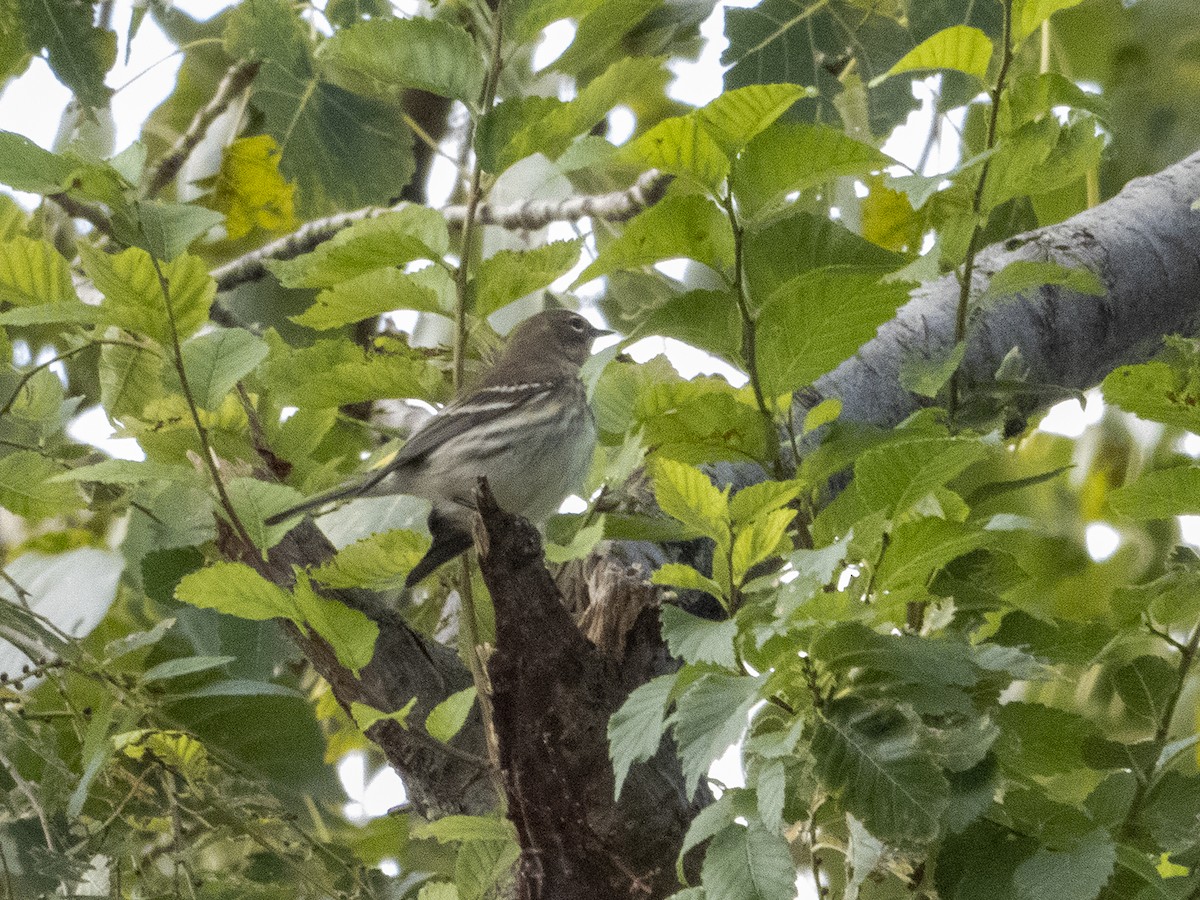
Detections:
799,149,1200,431
473,478,701,900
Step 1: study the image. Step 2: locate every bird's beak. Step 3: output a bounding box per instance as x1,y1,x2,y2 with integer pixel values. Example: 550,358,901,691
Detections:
592,328,615,338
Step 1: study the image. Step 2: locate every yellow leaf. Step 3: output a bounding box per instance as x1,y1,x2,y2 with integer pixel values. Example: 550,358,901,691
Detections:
208,135,298,240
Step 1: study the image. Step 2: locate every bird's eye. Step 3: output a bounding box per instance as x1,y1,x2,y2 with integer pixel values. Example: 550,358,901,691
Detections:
570,317,586,332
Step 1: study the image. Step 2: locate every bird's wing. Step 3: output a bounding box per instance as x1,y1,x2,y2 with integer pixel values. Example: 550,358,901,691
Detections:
384,379,562,469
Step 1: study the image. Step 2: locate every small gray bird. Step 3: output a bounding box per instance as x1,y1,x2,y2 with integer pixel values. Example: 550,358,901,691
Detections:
267,309,612,586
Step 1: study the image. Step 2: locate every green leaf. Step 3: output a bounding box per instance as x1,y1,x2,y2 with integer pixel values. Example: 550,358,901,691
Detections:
730,480,804,526
672,673,762,798
734,123,891,219
845,814,886,900
632,289,743,366
103,619,176,662
21,0,116,107
624,114,730,191
180,328,269,410
309,528,433,591
263,337,444,408
977,260,1105,307
653,563,726,601
900,341,966,399
0,451,82,519
0,301,103,326
0,236,78,306
413,815,518,845
1112,655,1175,727
474,240,582,316
455,838,520,900
54,459,196,485
994,702,1101,775
814,623,980,689
1013,829,1116,900
291,266,444,330
425,686,477,743
80,244,215,344
292,573,379,675
650,458,729,542
698,83,813,157
574,195,733,287
352,697,417,730
608,673,676,799
226,0,415,216
1109,467,1200,521
141,655,234,684
224,478,306,550
206,135,298,240
855,438,989,515
701,824,796,900
876,518,990,591
1013,0,1086,44
1103,360,1200,433
133,199,224,261
756,268,910,396
176,562,299,622
0,130,75,193
318,16,484,105
659,605,738,669
876,26,993,84
265,207,448,288
803,398,841,433
811,697,949,844
731,508,794,582
99,340,164,419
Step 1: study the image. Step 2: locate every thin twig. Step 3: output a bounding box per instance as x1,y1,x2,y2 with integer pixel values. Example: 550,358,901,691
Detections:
947,0,1014,420
0,746,55,850
209,169,673,293
144,60,261,199
47,192,117,240
0,842,12,900
146,254,255,549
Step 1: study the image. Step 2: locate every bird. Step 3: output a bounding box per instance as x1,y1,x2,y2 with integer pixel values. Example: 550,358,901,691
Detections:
266,309,613,586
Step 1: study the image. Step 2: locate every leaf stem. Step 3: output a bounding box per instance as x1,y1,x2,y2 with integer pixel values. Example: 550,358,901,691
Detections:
147,254,254,550
723,188,783,477
948,0,1014,422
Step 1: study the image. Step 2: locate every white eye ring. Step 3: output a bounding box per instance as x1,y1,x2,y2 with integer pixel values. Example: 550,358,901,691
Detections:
570,317,586,331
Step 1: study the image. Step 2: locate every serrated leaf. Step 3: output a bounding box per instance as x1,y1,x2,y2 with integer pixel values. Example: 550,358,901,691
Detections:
292,266,443,330
0,451,82,519
455,838,520,900
659,605,738,669
292,573,379,675
318,16,484,105
1013,0,1086,43
225,478,305,550
734,123,891,219
811,697,949,843
672,673,762,798
1113,655,1174,727
180,328,268,410
226,0,415,216
175,562,299,622
653,563,726,601
702,824,795,900
1013,828,1116,900
651,458,729,542
609,673,676,799
732,508,794,582
730,480,804,527
309,528,432,591
99,340,164,419
0,236,77,306
1110,467,1200,521
80,244,214,344
632,289,743,366
425,686,476,743
0,130,74,193
21,0,115,107
265,206,448,288
856,438,989,515
132,199,224,261
876,26,993,84
756,267,909,396
756,759,786,832
699,83,813,157
54,459,196,485
1103,360,1200,433
876,518,989,591
624,114,730,191
574,195,733,287
474,240,581,316
206,134,297,240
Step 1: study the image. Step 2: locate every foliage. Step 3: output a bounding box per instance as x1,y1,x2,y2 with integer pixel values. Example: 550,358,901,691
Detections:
0,0,1196,899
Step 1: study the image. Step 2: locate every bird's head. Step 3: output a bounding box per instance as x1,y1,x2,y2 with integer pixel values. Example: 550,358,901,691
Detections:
498,309,613,373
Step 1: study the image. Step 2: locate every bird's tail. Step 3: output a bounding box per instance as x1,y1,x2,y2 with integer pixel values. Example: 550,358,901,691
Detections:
264,481,369,526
